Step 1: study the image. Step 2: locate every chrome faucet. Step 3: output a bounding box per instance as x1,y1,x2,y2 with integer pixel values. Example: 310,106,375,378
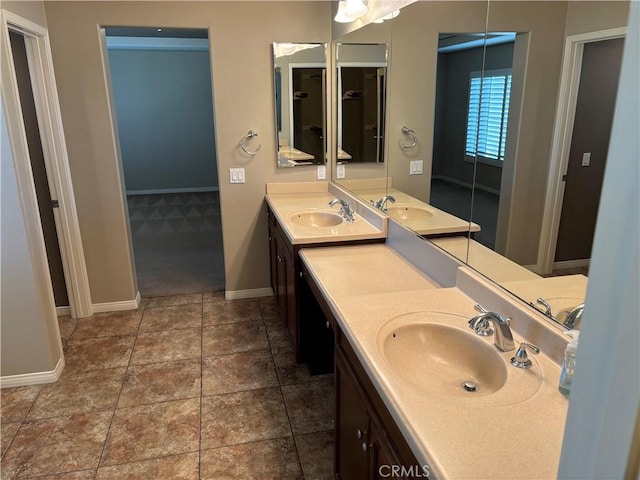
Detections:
469,310,515,352
371,195,396,212
562,303,584,329
329,198,355,222
535,297,553,318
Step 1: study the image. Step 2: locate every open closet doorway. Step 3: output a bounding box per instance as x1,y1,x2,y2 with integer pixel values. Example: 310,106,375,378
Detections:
103,27,224,296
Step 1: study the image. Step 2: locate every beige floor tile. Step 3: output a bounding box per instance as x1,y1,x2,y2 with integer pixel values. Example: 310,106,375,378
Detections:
281,378,335,435
200,437,303,480
258,297,282,324
118,359,201,407
1,411,112,478
202,300,262,326
295,430,334,480
71,310,142,340
22,469,98,479
58,316,77,344
202,291,225,303
64,336,135,372
96,452,199,479
1,385,41,423
272,347,314,386
266,322,292,350
202,321,269,356
101,398,200,466
202,350,278,396
142,294,202,308
1,422,20,459
201,387,290,450
139,303,202,333
28,368,126,420
130,328,201,365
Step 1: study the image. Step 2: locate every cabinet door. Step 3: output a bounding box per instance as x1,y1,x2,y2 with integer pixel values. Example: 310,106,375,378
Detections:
369,419,406,480
275,239,288,317
281,242,298,359
268,223,278,295
335,352,370,479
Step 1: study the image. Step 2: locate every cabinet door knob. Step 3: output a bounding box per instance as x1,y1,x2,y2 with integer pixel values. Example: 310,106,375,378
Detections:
361,441,368,452
326,321,330,329
356,428,366,439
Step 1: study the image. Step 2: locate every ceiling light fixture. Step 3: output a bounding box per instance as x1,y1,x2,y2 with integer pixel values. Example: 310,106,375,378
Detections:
373,9,400,24
334,0,369,23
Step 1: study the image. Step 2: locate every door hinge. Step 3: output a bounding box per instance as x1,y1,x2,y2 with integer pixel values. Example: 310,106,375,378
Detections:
51,199,59,208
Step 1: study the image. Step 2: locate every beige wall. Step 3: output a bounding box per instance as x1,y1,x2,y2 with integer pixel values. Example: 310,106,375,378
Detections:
43,1,330,301
565,1,629,36
2,0,48,27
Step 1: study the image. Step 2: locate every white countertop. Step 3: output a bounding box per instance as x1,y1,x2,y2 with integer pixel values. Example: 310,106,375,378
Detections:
265,186,386,245
300,244,569,479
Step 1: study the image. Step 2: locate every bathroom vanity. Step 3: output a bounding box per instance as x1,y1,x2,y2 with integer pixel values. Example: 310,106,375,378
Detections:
265,182,386,362
298,244,569,479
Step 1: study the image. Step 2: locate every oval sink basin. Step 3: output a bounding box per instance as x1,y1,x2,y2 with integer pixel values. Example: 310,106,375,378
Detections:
289,211,344,227
378,312,508,398
386,205,434,224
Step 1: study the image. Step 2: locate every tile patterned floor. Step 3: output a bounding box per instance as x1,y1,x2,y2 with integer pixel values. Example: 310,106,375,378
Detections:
1,294,334,479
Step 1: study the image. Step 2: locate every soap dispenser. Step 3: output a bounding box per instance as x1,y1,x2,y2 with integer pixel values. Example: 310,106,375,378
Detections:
559,330,580,396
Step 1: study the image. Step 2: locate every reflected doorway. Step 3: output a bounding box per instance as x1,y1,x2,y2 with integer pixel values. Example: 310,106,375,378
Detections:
104,27,224,296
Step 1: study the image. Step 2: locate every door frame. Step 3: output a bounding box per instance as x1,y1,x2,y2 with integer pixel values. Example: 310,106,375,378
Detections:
1,10,92,318
537,26,626,275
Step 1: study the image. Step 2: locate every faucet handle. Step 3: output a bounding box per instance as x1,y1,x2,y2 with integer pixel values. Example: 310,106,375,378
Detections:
511,342,540,369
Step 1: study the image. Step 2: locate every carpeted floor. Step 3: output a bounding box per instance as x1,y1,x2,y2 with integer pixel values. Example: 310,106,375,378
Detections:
127,192,225,296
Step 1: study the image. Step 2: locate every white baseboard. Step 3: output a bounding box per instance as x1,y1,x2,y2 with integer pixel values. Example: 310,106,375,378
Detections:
1,356,65,388
225,288,273,300
56,306,71,316
553,259,590,270
126,187,219,196
92,291,141,313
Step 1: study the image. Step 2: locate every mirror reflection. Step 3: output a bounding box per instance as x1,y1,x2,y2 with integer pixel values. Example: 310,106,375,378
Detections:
332,0,630,331
272,43,326,167
336,43,388,164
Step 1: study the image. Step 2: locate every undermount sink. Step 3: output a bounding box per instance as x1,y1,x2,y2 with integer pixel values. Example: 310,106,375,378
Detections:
386,205,434,224
377,312,508,398
289,211,344,227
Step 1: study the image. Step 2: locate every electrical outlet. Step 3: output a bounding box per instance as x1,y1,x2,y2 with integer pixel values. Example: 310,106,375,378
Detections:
337,164,346,179
581,152,591,167
317,165,326,180
410,160,424,175
229,168,245,184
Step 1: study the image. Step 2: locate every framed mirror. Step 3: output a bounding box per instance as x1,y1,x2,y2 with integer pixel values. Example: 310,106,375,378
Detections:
272,43,327,167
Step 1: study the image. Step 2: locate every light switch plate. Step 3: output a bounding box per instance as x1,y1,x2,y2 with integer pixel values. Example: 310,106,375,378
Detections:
410,160,424,175
317,165,326,180
337,164,346,179
581,152,591,167
230,168,245,184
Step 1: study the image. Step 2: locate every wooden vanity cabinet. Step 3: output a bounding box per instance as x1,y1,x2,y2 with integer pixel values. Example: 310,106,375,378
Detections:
335,330,422,480
297,257,424,479
266,204,383,363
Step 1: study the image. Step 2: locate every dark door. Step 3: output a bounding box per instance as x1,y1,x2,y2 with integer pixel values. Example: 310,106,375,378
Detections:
10,31,68,307
555,38,625,263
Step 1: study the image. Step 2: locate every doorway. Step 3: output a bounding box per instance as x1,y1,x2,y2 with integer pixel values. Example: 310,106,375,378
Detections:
539,28,626,275
2,10,91,320
554,37,625,270
9,30,69,310
103,27,224,297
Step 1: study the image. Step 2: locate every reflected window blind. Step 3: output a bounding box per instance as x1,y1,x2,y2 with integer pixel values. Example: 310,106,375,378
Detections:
466,69,512,161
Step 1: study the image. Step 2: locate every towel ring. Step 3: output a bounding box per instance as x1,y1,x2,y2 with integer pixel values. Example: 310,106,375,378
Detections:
240,130,262,156
400,126,418,150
